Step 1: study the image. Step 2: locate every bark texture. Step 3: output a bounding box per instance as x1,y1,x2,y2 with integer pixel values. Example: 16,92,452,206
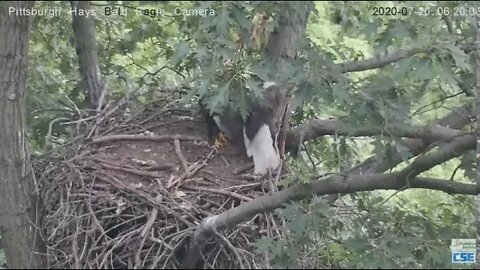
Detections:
71,0,106,111
0,1,46,268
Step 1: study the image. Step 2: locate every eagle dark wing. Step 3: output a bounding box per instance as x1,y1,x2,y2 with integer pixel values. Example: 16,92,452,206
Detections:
199,81,289,175
198,98,244,148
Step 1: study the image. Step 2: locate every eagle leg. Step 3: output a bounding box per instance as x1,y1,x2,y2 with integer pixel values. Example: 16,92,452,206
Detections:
213,131,228,150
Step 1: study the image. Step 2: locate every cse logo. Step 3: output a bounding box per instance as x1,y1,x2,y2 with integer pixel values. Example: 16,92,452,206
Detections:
451,252,475,263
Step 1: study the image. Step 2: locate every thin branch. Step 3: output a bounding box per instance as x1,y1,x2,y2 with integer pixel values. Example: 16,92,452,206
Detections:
442,14,455,34
410,91,465,117
337,48,421,73
92,134,203,144
450,164,462,181
182,185,253,202
174,139,189,174
398,134,475,179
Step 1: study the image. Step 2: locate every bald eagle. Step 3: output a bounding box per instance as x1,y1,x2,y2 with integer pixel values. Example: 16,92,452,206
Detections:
200,81,288,176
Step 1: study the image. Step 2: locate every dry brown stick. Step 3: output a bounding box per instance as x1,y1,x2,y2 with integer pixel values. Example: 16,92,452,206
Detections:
224,182,262,190
174,139,190,173
233,164,254,175
144,164,176,172
96,174,157,205
183,185,253,202
166,163,202,189
92,134,203,144
214,230,246,269
101,174,195,227
168,150,215,189
149,232,174,251
72,217,81,269
73,165,108,238
141,208,158,238
97,160,167,179
95,156,174,172
135,208,158,269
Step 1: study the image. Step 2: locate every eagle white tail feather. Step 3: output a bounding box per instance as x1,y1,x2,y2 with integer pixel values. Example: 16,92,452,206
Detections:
263,81,276,89
243,124,281,175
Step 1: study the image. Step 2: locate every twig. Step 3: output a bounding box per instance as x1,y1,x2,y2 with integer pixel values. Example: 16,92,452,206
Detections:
135,208,158,269
174,139,190,174
92,134,203,144
183,185,253,202
233,164,254,175
167,162,207,189
168,150,216,189
214,230,246,269
141,208,158,238
224,182,262,191
143,164,176,172
97,160,167,179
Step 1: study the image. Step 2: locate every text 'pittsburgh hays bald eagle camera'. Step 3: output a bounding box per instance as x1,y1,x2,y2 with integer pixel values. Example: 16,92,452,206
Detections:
200,81,289,176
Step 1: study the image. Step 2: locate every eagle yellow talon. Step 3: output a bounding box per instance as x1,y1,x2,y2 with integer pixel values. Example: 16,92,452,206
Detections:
213,132,228,150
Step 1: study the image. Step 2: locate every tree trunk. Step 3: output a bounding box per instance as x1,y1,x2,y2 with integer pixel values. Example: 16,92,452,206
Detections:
70,0,106,111
0,1,46,268
264,2,314,160
475,14,480,270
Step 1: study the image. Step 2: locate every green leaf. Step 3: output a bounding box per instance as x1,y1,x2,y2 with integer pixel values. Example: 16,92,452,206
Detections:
313,199,330,217
448,43,473,72
289,214,307,237
411,59,434,81
253,237,273,254
362,19,382,38
206,83,229,113
344,237,370,252
195,47,209,63
216,6,231,35
171,41,190,66
245,78,264,99
281,202,301,221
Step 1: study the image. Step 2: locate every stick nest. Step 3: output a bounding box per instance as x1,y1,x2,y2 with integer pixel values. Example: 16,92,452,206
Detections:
34,96,284,269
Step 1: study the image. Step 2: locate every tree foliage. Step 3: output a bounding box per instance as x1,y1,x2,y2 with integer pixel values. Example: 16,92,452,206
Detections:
10,0,478,268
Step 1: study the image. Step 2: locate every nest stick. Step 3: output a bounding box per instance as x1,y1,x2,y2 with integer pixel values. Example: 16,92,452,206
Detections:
174,139,190,174
92,134,202,144
233,164,254,175
183,185,253,202
97,161,165,179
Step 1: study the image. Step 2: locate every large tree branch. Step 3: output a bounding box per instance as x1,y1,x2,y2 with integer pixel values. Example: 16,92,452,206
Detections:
287,104,474,203
184,128,476,269
347,104,474,176
285,119,464,152
286,104,474,173
411,177,477,194
184,169,478,269
397,134,475,178
337,48,421,73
